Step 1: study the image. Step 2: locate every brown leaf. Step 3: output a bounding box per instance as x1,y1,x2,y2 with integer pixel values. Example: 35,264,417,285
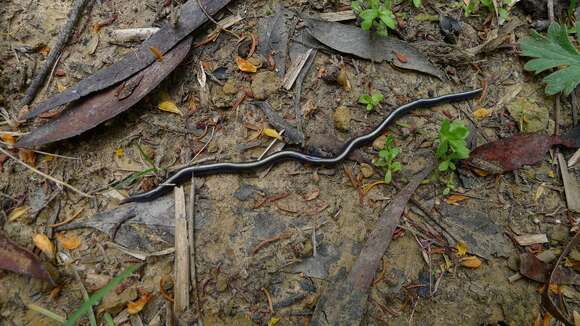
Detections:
127,291,152,314
460,256,482,269
465,132,578,174
56,233,81,250
236,57,258,73
303,189,320,201
393,51,408,63
519,253,579,285
33,234,55,258
445,194,468,204
18,149,36,166
0,232,54,283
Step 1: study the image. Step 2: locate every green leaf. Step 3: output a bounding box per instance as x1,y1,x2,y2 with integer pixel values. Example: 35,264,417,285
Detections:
65,264,143,326
391,161,402,172
371,92,384,105
352,1,363,13
449,161,456,170
104,313,115,326
436,139,448,158
412,0,422,7
378,11,396,30
360,9,379,30
521,22,580,95
367,103,374,112
384,169,392,184
391,147,400,159
438,160,450,172
358,95,372,104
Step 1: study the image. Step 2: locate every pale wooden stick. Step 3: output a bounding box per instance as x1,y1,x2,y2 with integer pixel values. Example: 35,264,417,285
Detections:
0,146,91,197
174,186,190,314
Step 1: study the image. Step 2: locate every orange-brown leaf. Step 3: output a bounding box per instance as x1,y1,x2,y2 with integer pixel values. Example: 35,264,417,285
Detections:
394,51,408,63
18,149,36,166
460,256,482,269
56,233,81,250
445,194,468,204
33,234,55,258
127,292,152,314
1,134,16,145
236,57,257,73
149,47,164,61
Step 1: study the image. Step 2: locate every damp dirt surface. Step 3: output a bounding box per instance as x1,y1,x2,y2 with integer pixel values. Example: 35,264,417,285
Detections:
0,0,579,325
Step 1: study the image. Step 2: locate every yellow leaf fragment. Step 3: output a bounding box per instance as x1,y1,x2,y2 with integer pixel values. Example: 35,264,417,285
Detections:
0,134,16,145
236,57,257,73
262,128,282,140
9,206,29,222
573,311,580,326
56,233,81,250
115,148,125,158
267,317,280,326
460,256,482,269
473,108,492,120
127,292,152,314
455,241,468,257
445,194,468,204
33,234,55,258
149,47,164,61
158,100,183,116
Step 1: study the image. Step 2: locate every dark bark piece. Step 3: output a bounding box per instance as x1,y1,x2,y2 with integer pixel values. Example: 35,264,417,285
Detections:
519,252,579,285
21,0,231,120
257,7,292,78
310,164,434,325
0,231,54,284
252,101,305,145
465,131,578,174
16,37,192,148
304,18,444,80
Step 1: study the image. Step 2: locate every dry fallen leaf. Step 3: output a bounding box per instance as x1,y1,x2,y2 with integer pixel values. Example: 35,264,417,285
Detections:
115,148,125,158
33,234,55,258
8,206,29,222
149,47,164,61
460,256,482,269
236,57,258,73
18,149,36,166
445,194,468,204
262,128,282,140
127,291,152,314
158,100,183,116
0,134,16,145
473,108,492,120
267,316,280,326
56,233,81,250
455,241,468,257
303,189,320,201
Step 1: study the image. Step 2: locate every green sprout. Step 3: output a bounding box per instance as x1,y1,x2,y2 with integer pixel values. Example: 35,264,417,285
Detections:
374,135,402,184
358,91,384,112
352,0,397,36
436,119,470,194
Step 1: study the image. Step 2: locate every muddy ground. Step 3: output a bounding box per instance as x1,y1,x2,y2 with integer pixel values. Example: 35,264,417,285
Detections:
0,0,579,325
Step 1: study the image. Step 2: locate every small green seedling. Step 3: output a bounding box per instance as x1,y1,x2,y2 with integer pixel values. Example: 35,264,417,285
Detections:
352,0,397,36
436,119,470,195
374,135,402,184
358,91,384,112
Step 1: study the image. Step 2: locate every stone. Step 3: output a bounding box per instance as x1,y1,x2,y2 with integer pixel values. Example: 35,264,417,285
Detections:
222,78,238,95
548,224,570,243
360,163,374,178
211,84,233,109
334,106,351,131
372,135,387,151
251,71,279,100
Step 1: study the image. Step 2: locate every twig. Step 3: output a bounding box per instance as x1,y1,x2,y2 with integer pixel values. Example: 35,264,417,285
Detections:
0,146,92,198
21,0,91,105
547,0,555,24
189,126,215,164
188,174,204,322
174,186,190,314
72,268,97,326
48,208,84,228
258,129,285,160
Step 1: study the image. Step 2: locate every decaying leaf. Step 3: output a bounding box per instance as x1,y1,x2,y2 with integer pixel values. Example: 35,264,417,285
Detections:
18,149,36,166
520,253,580,285
267,316,280,326
456,241,468,257
460,256,482,269
304,18,444,79
0,232,54,283
473,108,492,120
56,233,81,250
158,100,183,116
33,234,55,258
236,57,258,73
8,206,29,222
465,130,578,174
20,0,232,120
15,37,192,148
262,128,282,140
127,291,152,314
115,148,125,158
445,194,468,204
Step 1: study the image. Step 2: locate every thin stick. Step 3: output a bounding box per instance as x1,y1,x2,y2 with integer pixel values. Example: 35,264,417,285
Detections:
174,186,190,314
547,0,555,24
188,174,204,323
189,126,215,163
21,0,91,105
0,146,91,198
259,129,285,160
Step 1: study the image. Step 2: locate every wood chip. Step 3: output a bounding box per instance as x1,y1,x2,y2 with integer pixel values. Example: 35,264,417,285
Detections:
174,186,190,314
514,234,548,246
319,10,357,22
558,153,580,212
282,48,313,90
